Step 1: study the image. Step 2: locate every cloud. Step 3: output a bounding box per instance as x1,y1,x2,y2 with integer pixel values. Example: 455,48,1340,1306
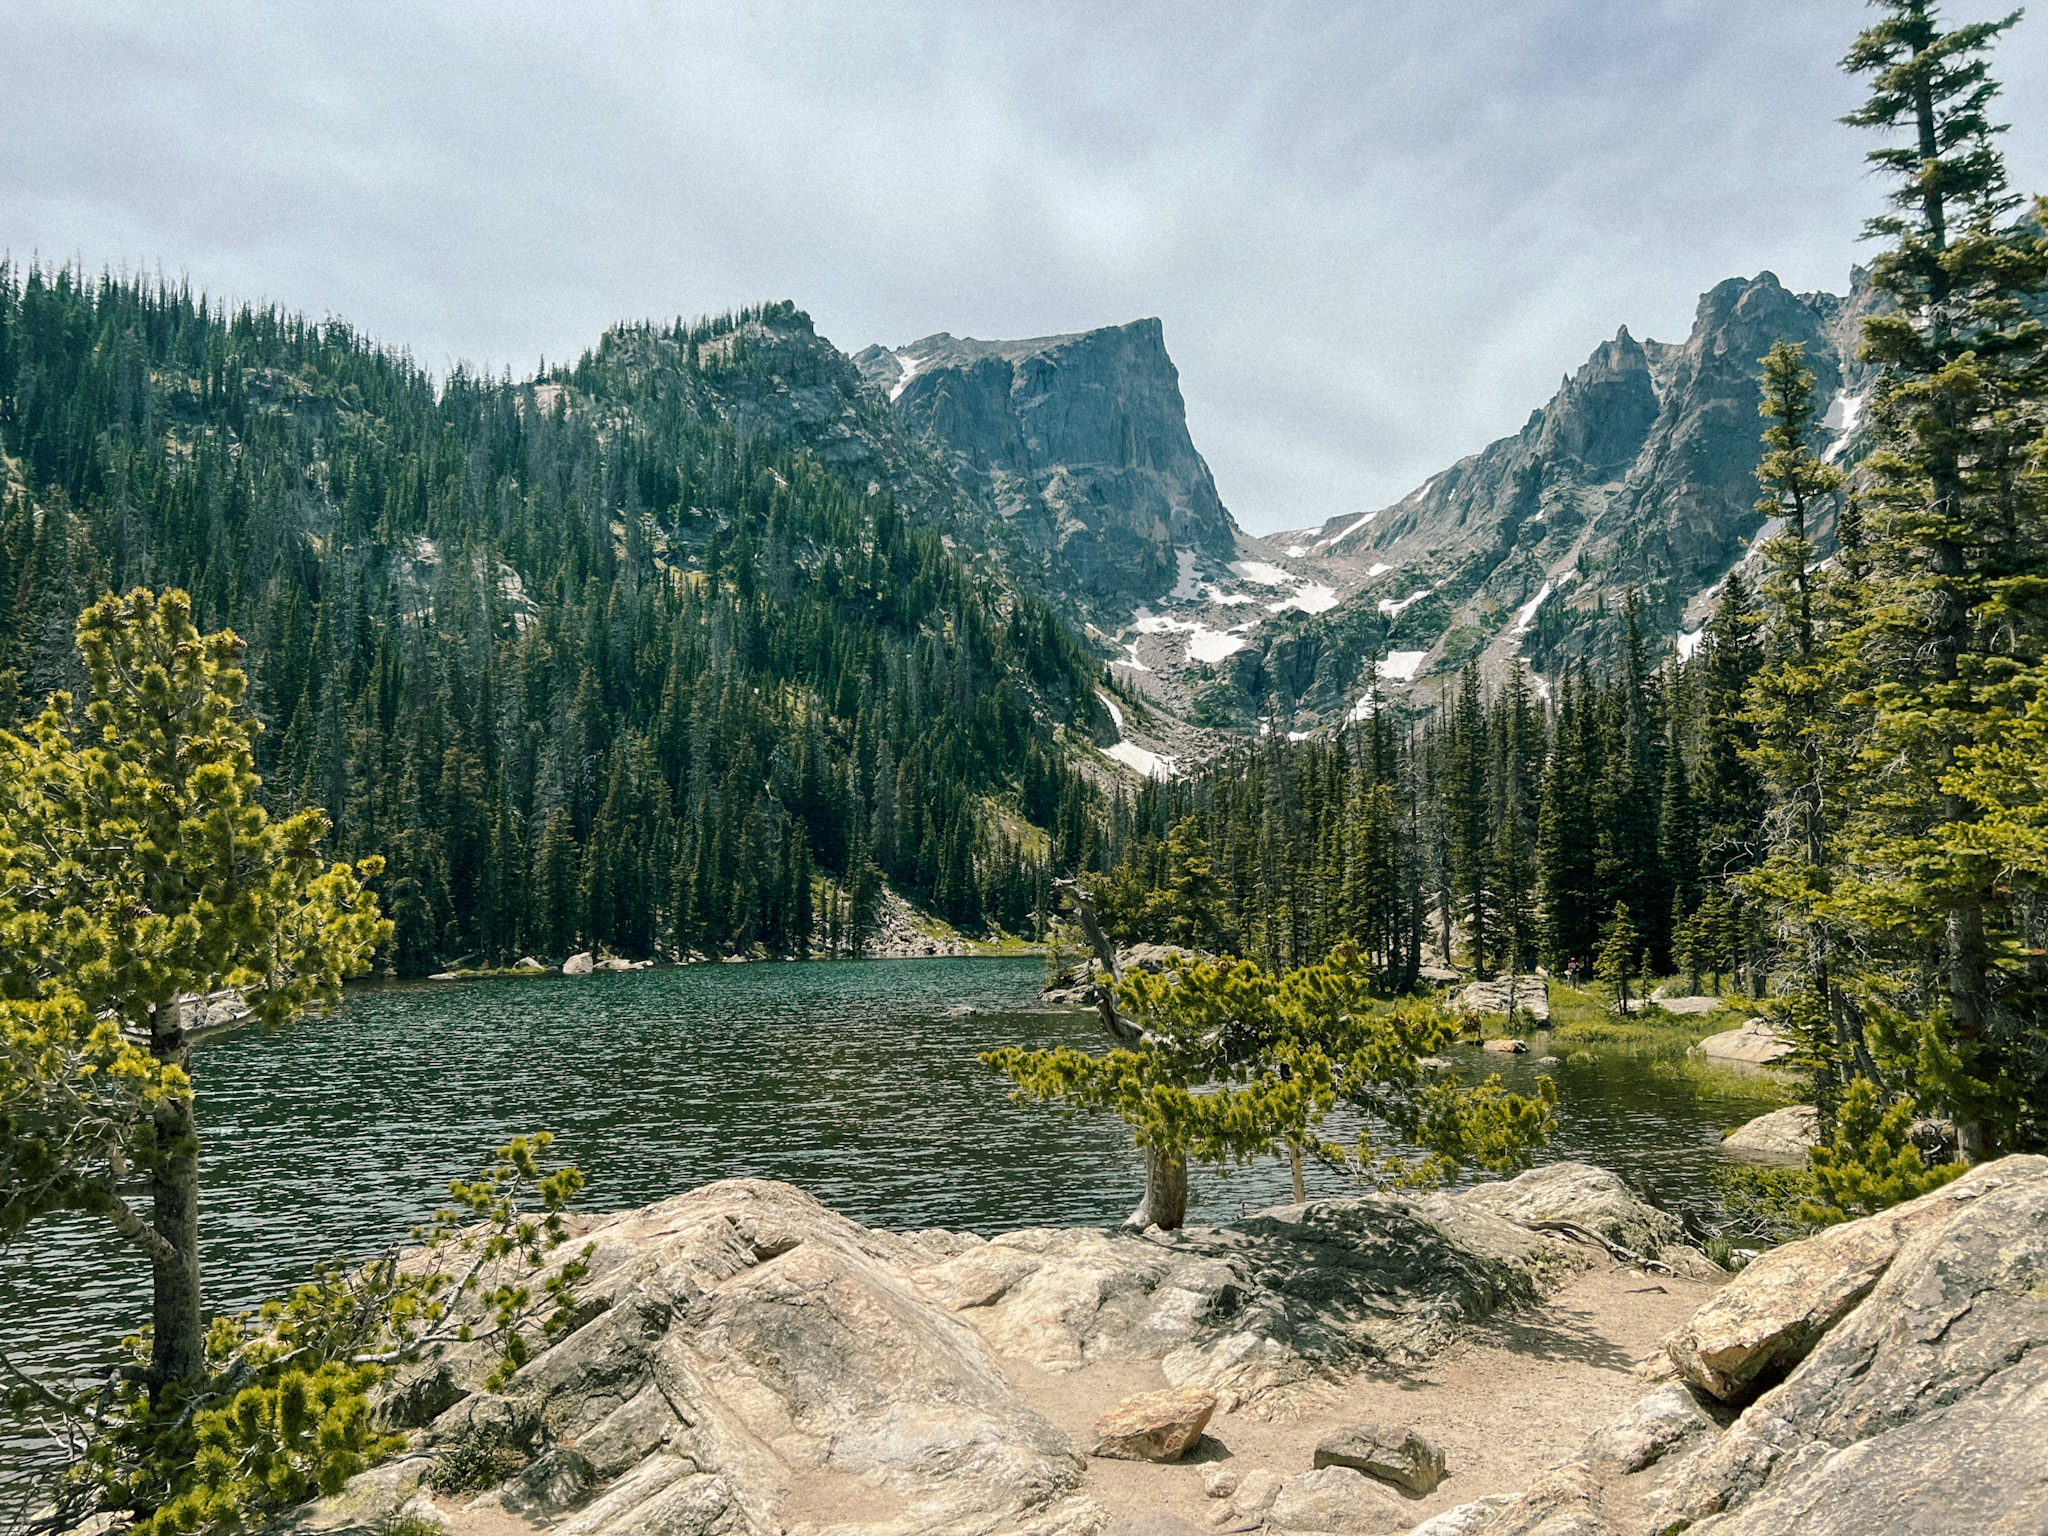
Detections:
5,0,2043,531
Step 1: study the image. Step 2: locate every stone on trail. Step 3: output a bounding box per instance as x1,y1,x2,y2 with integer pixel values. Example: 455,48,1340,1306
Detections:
560,950,595,975
1720,1104,1818,1158
1091,1386,1217,1461
1266,1465,1410,1533
1583,1382,1719,1473
1312,1421,1446,1494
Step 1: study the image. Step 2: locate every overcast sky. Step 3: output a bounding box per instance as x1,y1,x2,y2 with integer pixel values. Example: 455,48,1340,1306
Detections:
7,2,2044,534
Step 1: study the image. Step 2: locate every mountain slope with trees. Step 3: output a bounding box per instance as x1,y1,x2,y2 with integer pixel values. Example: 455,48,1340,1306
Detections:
0,287,1115,972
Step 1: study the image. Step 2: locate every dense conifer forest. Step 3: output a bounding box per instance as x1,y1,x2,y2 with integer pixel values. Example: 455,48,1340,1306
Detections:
1091,593,1766,991
0,271,1112,970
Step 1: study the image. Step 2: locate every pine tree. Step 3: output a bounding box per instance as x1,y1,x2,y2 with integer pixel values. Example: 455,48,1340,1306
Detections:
1595,902,1641,1012
1827,0,2048,1158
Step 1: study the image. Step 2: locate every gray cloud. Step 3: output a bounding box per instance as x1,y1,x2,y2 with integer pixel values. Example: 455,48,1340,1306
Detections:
6,1,2043,531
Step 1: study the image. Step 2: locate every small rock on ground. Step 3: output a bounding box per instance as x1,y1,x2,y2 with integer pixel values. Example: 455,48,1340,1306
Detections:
1092,1386,1218,1462
1313,1422,1446,1494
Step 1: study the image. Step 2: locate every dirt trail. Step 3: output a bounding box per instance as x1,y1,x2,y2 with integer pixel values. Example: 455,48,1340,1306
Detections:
1010,1263,1717,1530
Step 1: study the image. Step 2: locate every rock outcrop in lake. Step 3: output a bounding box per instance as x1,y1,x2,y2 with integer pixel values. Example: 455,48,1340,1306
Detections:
311,1165,1669,1536
294,1157,2048,1535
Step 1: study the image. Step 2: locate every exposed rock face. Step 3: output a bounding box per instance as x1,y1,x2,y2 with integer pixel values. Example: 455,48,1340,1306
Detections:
1088,1386,1216,1462
560,950,595,976
856,321,1238,613
1266,1465,1411,1533
1453,1162,1683,1262
911,1182,1592,1399
1453,979,1551,1021
1721,1105,1817,1159
1442,1154,2048,1536
312,1165,1673,1535
1666,1164,1995,1405
1218,268,1888,725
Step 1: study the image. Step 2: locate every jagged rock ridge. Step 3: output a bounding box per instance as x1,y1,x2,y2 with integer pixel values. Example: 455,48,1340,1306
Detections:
1187,267,1889,729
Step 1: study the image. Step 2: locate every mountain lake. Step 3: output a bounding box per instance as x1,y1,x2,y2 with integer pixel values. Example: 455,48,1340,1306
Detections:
2,957,1792,1428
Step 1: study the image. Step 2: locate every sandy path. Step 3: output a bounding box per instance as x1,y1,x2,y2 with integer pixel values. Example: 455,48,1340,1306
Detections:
1009,1263,1718,1530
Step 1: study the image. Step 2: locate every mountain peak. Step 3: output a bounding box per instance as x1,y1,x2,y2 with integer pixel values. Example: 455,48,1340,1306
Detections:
857,318,1237,615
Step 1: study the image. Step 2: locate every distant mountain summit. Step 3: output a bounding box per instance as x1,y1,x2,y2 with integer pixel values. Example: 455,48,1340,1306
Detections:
854,319,1238,613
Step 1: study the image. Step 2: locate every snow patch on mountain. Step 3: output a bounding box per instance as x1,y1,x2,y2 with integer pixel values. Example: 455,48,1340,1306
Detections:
1317,511,1378,550
1188,627,1249,662
1106,741,1175,778
888,353,924,403
1822,388,1869,464
1169,548,1201,601
1268,583,1339,616
1229,560,1293,587
1378,651,1429,682
1511,581,1554,636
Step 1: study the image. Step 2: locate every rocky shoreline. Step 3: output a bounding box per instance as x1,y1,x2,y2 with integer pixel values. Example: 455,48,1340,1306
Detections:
281,1154,2046,1536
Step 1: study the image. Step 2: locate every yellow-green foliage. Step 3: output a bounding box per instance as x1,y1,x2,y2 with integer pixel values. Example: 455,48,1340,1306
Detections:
0,588,390,1248
129,1364,402,1536
24,1135,589,1536
1801,1078,1964,1223
984,942,1556,1191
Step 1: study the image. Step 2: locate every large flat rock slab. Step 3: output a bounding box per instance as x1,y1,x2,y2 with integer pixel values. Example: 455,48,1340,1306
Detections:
1695,1018,1792,1064
1720,1105,1817,1159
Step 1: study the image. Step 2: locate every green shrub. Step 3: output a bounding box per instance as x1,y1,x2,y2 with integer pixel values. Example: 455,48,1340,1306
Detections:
1801,1079,1964,1223
426,1427,530,1495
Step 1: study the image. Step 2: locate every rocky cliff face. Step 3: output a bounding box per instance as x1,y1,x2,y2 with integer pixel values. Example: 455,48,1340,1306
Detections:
854,319,1241,613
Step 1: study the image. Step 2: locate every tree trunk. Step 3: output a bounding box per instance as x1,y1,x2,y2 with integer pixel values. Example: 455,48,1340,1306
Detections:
1124,1144,1189,1232
148,1000,205,1398
1288,1143,1306,1204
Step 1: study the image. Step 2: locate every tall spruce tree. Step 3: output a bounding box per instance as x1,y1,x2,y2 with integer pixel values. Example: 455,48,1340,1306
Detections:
1827,0,2048,1158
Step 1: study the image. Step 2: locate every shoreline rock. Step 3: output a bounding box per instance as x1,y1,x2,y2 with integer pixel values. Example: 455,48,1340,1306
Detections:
1453,979,1550,1022
1720,1104,1817,1159
1694,1017,1793,1065
310,1163,1678,1536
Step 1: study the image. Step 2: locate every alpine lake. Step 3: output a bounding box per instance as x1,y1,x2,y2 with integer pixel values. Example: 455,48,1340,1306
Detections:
3,957,1792,1426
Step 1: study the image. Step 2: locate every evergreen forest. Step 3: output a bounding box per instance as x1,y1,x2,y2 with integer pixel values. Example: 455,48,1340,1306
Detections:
0,281,1111,971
